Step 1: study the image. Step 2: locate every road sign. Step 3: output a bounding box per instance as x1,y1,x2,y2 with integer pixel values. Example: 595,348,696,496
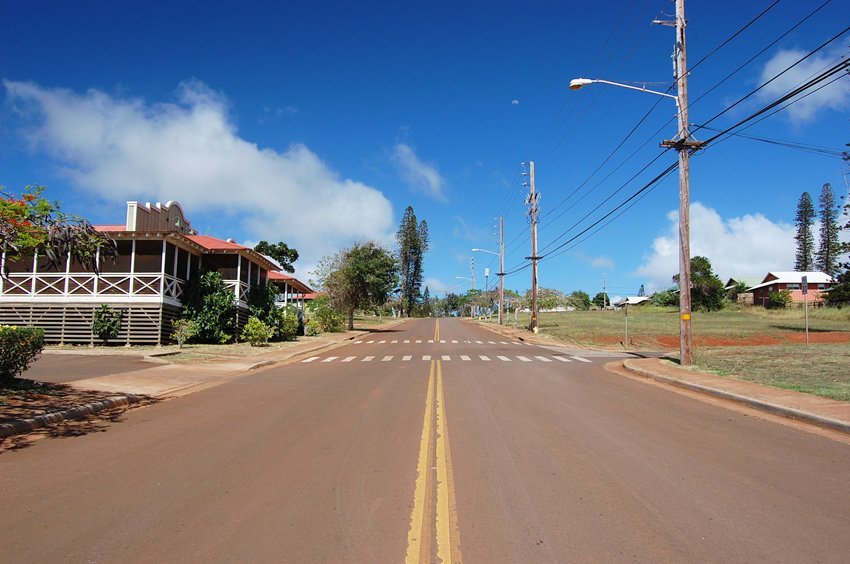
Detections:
801,276,808,295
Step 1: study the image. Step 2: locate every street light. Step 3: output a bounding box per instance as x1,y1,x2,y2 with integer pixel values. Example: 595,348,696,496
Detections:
472,248,503,325
569,2,698,366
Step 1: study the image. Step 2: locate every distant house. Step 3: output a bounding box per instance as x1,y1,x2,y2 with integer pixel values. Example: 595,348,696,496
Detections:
268,271,314,311
747,271,834,307
0,200,301,345
613,296,651,308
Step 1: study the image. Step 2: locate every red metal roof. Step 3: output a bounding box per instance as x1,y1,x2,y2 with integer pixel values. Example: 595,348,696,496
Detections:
186,235,247,251
268,270,313,293
94,224,126,232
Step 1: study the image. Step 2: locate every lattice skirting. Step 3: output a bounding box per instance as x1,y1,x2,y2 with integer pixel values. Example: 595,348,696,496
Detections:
0,303,183,345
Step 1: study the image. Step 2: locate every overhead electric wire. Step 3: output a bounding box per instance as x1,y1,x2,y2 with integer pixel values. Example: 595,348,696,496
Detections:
694,126,846,158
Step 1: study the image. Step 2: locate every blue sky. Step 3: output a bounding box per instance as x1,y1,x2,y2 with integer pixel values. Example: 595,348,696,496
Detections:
2,1,848,300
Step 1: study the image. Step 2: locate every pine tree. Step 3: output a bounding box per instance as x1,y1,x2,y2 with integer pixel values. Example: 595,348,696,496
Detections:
815,183,840,276
396,206,429,316
794,191,815,271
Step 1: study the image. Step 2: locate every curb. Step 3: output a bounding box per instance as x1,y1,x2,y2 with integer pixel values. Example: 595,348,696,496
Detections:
622,359,850,435
0,394,143,440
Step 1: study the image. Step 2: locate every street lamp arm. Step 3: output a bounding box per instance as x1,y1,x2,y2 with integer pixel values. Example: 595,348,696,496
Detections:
569,78,679,109
471,248,499,257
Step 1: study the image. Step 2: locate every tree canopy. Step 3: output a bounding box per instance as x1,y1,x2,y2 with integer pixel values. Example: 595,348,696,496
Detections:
396,206,429,317
254,240,299,273
794,191,815,271
321,242,398,329
1,185,117,275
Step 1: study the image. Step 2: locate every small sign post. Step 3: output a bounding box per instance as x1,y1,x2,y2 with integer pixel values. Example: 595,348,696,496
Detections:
802,276,809,346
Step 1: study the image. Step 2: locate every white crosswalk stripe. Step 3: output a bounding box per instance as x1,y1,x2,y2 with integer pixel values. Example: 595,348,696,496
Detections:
497,356,511,361
422,355,431,361
488,341,496,344
362,356,375,362
367,340,375,344
404,339,410,343
378,340,386,344
553,356,572,362
479,355,491,361
535,356,552,362
321,356,338,363
299,352,590,364
342,356,356,362
460,355,471,361
517,356,532,362
382,356,393,362
402,355,412,361
452,340,458,344
440,340,446,344
353,341,362,345
500,341,509,345
391,340,398,343
475,340,483,344
572,356,592,363
302,356,320,363
416,340,422,343
442,355,451,361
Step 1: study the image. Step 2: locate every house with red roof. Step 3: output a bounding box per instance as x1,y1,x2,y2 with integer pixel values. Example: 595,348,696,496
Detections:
0,200,310,345
746,271,834,307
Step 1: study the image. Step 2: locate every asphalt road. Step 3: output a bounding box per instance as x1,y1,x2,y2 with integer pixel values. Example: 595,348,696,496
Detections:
2,318,849,563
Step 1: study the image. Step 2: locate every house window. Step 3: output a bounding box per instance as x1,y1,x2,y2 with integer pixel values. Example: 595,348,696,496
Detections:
787,283,800,290
818,284,826,290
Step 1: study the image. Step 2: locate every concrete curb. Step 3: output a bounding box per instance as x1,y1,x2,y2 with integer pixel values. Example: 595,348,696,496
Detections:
0,394,143,440
622,359,850,435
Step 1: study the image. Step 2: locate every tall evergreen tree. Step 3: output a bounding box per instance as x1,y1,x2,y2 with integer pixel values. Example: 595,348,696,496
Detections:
396,206,429,316
794,191,815,271
815,183,841,276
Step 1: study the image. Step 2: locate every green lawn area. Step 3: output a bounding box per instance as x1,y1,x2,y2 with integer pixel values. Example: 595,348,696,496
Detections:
693,344,850,402
494,306,850,402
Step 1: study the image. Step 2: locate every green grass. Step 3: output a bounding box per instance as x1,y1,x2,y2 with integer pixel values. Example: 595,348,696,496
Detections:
506,306,850,348
692,343,850,402
489,307,850,402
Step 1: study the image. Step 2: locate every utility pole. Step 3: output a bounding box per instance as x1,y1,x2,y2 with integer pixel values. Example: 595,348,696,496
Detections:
470,257,475,290
498,216,504,325
525,161,540,333
603,273,607,309
656,0,698,366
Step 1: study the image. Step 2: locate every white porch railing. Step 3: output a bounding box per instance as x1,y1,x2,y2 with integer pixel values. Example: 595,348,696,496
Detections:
0,273,186,303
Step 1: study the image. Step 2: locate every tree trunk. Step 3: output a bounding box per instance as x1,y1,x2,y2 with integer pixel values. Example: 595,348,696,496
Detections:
348,309,355,330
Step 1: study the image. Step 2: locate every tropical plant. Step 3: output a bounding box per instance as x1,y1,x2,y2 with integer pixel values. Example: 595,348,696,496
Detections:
674,256,725,312
171,318,197,349
241,316,273,346
592,292,610,309
568,290,591,310
768,289,793,309
1,185,119,276
91,304,123,345
181,270,236,343
0,326,44,383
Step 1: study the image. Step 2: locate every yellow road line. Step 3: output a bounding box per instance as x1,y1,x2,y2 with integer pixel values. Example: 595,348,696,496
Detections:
406,361,435,563
435,360,462,563
434,319,441,341
405,360,462,563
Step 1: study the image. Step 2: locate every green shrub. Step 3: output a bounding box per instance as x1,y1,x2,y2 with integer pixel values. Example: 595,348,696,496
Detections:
768,289,793,309
0,325,45,382
171,318,196,349
181,270,235,343
277,307,300,341
241,316,273,346
92,304,123,344
305,319,321,336
309,297,344,333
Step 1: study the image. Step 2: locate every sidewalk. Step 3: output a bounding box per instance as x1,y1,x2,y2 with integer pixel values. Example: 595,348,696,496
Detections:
0,327,372,440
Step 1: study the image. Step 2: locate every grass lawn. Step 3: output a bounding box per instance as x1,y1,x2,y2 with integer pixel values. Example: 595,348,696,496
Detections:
693,343,850,402
493,306,850,402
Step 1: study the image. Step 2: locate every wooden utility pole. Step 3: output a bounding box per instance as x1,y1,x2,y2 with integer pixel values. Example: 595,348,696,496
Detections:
498,216,504,325
526,161,540,332
658,0,697,365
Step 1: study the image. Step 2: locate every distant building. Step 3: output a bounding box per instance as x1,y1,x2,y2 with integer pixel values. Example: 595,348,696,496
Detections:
0,200,308,345
613,296,651,308
747,271,834,307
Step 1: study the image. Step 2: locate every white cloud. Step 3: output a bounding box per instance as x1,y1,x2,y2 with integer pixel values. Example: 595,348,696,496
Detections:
392,143,448,202
4,80,394,270
756,47,850,124
634,202,795,291
572,250,615,270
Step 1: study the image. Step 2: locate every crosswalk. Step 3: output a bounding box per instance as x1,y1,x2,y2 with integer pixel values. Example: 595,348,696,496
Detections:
351,339,534,346
301,353,592,364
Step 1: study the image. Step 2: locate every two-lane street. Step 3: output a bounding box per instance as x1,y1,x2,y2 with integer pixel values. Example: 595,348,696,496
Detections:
2,318,849,562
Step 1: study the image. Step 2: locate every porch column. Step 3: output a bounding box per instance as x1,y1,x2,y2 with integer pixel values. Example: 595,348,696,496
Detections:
235,254,242,302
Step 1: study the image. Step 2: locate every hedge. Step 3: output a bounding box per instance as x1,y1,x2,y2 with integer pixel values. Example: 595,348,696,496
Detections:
0,325,45,382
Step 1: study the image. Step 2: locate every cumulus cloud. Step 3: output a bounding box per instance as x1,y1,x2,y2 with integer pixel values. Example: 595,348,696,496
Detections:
634,202,795,291
4,80,394,273
756,47,850,124
392,143,448,202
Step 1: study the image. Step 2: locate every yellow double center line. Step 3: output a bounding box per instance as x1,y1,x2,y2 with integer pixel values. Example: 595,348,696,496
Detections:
406,355,461,562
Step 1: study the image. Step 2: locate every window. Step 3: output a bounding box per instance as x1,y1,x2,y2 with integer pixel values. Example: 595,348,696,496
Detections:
818,284,826,290
787,283,800,290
